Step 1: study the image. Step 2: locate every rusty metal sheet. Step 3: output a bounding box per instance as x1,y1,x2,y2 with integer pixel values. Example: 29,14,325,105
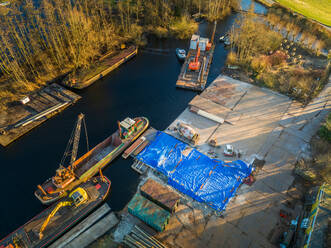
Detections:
189,95,231,119
140,179,181,213
200,77,251,109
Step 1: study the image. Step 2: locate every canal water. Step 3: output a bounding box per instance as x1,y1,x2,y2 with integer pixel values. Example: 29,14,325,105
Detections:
0,0,266,237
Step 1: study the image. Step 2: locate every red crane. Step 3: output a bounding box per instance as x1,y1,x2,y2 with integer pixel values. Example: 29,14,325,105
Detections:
188,42,201,71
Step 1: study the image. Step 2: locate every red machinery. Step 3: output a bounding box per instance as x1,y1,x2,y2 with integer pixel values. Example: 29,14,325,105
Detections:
188,43,201,71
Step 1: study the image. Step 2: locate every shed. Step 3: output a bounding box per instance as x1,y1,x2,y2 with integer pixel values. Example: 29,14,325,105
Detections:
140,179,181,213
128,193,171,232
190,34,200,50
199,37,209,51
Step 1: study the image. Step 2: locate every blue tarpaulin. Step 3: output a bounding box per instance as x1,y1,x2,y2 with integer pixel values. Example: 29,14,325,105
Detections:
196,160,252,211
168,149,216,202
136,131,252,211
137,131,187,176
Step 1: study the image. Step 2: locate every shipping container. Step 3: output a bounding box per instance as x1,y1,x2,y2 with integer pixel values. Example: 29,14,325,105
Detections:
199,38,209,51
128,193,171,232
190,34,200,50
140,179,181,213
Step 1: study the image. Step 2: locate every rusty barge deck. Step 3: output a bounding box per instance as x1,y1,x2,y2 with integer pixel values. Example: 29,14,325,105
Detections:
0,176,110,248
62,46,138,89
176,46,214,92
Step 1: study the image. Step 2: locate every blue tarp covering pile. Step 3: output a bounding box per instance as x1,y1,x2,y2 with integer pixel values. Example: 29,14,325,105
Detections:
137,131,252,211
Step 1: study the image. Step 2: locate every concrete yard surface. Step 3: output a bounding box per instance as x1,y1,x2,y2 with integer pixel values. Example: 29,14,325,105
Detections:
159,75,331,248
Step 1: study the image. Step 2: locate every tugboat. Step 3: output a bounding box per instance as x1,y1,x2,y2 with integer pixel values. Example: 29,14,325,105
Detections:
0,176,111,248
176,48,186,61
35,114,149,204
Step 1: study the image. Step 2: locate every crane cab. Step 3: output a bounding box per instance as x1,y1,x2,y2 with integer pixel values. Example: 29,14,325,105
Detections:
69,187,88,207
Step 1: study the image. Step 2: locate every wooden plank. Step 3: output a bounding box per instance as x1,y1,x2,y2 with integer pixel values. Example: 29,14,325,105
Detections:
65,212,118,248
123,137,145,159
133,140,149,156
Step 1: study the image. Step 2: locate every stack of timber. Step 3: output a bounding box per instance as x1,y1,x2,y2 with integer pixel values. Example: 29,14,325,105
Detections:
123,137,146,159
0,83,81,147
123,225,167,248
62,46,138,89
140,179,181,213
128,193,171,232
176,35,214,92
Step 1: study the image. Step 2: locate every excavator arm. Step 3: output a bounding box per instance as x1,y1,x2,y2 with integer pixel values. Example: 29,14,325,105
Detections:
39,201,72,239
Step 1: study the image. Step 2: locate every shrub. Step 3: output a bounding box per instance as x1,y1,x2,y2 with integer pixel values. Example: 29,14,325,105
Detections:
259,72,278,88
152,26,169,38
169,16,198,39
226,51,237,65
318,113,331,142
251,55,270,72
268,51,287,66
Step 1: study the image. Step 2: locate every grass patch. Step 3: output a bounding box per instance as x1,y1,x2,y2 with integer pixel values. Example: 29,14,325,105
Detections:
318,112,331,142
275,0,331,26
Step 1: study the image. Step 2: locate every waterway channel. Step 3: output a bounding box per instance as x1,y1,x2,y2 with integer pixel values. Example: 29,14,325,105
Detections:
0,0,266,237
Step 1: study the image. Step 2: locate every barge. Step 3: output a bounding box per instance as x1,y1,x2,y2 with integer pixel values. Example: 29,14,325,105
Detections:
62,46,138,89
35,116,149,204
0,176,111,248
176,22,217,92
176,35,214,92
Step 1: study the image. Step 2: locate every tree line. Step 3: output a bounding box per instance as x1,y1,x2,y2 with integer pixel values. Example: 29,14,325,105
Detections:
0,0,238,90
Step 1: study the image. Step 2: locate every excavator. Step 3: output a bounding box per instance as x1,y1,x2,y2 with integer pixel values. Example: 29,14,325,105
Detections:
188,42,201,71
38,187,88,239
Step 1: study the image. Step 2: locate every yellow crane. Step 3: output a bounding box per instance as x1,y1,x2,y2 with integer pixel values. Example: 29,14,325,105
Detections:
39,187,88,239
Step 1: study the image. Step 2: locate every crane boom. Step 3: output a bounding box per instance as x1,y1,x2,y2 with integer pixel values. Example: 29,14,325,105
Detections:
71,113,84,165
60,113,86,169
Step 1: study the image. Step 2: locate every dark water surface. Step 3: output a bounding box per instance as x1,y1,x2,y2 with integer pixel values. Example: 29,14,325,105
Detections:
0,0,266,237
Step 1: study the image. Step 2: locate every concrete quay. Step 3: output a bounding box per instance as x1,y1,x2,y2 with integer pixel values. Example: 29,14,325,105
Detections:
158,75,331,248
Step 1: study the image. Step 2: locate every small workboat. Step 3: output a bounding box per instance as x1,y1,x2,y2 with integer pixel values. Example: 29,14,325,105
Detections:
0,176,111,248
224,37,231,46
219,35,225,42
35,115,149,204
176,48,186,61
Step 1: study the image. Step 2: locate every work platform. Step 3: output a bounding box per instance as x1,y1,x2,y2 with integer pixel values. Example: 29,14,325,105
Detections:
0,83,81,147
176,47,214,91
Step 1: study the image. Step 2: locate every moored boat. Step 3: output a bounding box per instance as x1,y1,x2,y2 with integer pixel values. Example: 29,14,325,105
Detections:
62,46,138,89
219,35,225,42
35,116,149,204
175,48,186,61
0,176,111,248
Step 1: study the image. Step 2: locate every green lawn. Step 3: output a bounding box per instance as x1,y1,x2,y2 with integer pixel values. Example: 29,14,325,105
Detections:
275,0,331,26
